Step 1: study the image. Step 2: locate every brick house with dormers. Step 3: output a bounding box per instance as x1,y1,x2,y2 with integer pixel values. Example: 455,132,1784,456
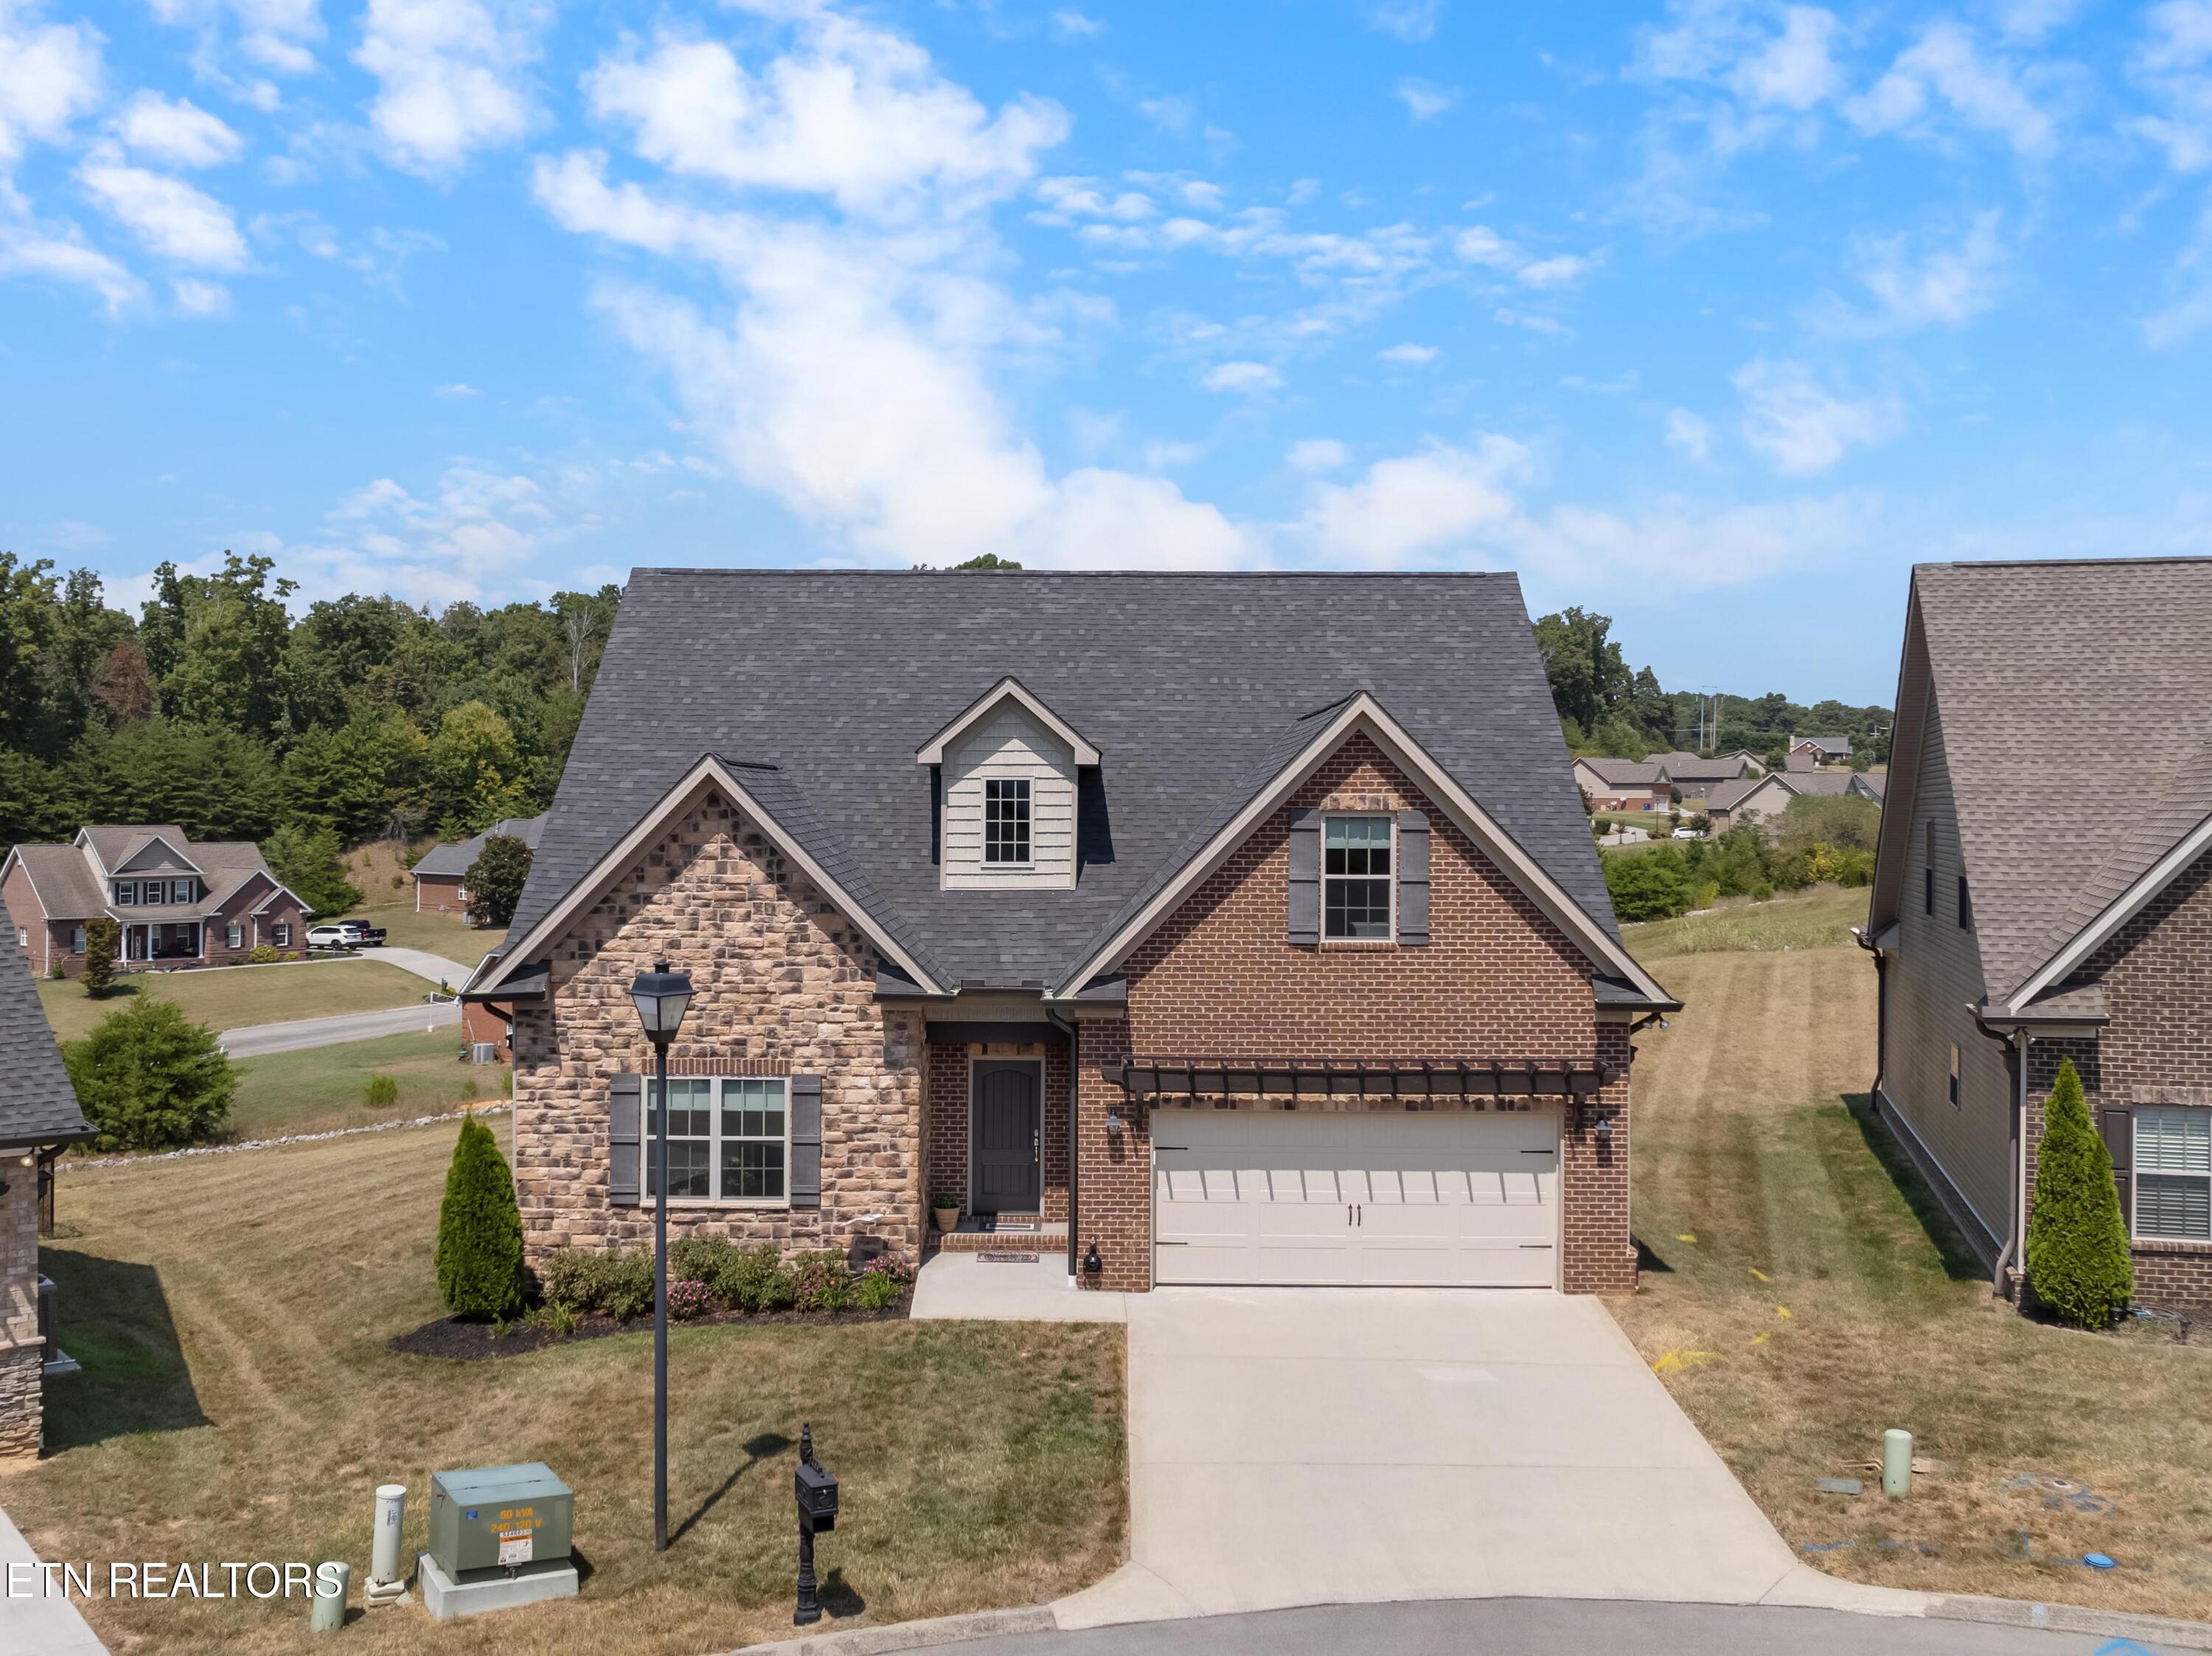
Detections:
465,571,1678,1296
1866,557,2212,1314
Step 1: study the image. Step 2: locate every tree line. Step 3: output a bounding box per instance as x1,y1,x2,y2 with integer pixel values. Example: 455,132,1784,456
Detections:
0,551,619,860
1534,607,1891,769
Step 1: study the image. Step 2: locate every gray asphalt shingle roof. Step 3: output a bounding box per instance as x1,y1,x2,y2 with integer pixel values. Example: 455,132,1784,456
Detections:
509,571,1616,988
0,924,91,1148
1914,558,2212,1003
413,814,549,879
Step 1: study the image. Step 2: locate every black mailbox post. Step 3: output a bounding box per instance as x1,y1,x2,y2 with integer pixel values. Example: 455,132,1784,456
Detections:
793,1423,838,1625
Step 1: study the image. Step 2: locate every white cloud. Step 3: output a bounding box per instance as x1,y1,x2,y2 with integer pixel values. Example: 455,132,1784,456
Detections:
1453,225,1595,288
587,24,1067,220
1200,360,1282,392
1035,176,1155,223
116,93,245,169
434,381,481,397
1506,492,1872,588
1287,438,1349,473
1302,439,1526,564
1832,210,2008,334
78,147,249,268
1137,96,1195,136
1994,0,2085,43
1394,77,1458,122
1731,5,1838,111
1051,10,1105,39
2145,201,2212,346
353,0,546,177
1733,357,1901,475
170,275,230,314
1846,22,2056,158
1665,408,1713,461
1371,1,1444,44
144,0,324,81
2131,1,2212,173
0,1,104,171
1378,341,1438,365
535,6,1251,574
0,222,145,313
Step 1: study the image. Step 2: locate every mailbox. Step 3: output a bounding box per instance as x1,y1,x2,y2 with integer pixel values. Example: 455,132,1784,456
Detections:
795,1457,838,1532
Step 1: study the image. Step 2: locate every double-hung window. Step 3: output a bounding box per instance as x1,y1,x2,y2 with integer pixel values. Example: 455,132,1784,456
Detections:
271,922,291,947
647,1076,790,1203
115,883,137,907
70,925,86,953
984,778,1032,865
1324,815,1393,940
226,922,244,949
2135,1107,2212,1241
170,879,195,904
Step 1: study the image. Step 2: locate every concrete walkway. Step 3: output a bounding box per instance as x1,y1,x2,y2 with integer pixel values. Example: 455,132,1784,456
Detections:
1054,1287,1897,1629
0,1497,106,1654
218,999,461,1058
911,1253,1128,1323
364,945,476,989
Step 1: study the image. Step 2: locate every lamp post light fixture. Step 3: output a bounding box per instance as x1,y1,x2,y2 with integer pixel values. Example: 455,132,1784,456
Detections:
630,957,693,1554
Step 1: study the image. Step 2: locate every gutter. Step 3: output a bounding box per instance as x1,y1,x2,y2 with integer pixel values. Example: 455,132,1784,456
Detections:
1045,1006,1080,1281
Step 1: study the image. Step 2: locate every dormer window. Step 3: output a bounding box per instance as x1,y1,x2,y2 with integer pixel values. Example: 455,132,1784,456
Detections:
919,677,1098,892
984,779,1032,865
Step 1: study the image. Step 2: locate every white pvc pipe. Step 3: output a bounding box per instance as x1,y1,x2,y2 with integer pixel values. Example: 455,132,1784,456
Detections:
370,1484,406,1587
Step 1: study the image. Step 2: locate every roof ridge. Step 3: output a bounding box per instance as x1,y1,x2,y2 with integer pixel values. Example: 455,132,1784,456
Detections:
1919,555,2212,573
628,568,1517,580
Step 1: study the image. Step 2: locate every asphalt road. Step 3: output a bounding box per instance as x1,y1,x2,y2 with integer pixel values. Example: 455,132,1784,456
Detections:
218,1000,461,1058
916,1600,2187,1656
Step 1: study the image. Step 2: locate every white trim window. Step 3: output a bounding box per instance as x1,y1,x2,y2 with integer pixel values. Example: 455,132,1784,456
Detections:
170,878,195,904
114,882,137,907
70,925,86,953
983,777,1032,865
271,922,291,947
1324,815,1394,940
2135,1106,2211,1241
226,922,244,949
647,1076,790,1204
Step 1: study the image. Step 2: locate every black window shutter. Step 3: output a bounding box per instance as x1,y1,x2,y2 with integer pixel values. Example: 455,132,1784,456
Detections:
608,1074,641,1207
1287,809,1321,945
791,1074,824,1209
2097,1104,2132,1236
1395,809,1431,945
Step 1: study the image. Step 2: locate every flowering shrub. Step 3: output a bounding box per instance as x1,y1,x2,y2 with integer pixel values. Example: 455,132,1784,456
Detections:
667,1278,716,1322
790,1250,853,1312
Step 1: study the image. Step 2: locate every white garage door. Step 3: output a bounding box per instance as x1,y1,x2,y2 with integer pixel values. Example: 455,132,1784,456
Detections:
1152,1109,1560,1288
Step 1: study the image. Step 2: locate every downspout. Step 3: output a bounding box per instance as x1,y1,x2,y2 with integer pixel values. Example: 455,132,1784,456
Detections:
1046,1007,1079,1282
1969,1006,2026,1298
1854,924,1888,1104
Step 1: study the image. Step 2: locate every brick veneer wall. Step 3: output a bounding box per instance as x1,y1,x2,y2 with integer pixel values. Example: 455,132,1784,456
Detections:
509,788,924,1268
1074,734,1635,1295
922,1040,1071,1221
0,1151,43,1466
2017,856,2212,1312
417,873,466,914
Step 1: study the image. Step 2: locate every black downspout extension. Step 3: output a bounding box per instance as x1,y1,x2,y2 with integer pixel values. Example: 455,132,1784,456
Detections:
1046,1008,1080,1279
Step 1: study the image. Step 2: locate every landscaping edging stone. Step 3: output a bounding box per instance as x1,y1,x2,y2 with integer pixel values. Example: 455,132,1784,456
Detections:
55,1104,512,1174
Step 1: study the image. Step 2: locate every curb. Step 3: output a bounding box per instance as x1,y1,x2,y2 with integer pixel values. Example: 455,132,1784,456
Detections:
723,1607,1057,1656
1930,1593,2212,1651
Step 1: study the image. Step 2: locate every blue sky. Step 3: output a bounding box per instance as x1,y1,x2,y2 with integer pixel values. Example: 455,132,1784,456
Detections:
4,0,2212,703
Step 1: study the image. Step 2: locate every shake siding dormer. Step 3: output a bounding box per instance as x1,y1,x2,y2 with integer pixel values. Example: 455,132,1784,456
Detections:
919,680,1099,894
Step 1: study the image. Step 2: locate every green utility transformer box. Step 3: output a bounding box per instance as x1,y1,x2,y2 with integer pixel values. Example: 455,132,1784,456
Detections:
428,1464,574,1579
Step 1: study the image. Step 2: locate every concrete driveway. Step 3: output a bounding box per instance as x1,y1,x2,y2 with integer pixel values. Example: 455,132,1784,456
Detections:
1057,1287,1833,1627
218,1000,460,1057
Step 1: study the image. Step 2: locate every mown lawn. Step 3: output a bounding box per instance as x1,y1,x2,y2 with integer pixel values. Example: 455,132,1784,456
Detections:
1613,944,2212,1617
36,959,433,1043
22,1119,1127,1654
1623,883,1868,961
227,1030,503,1141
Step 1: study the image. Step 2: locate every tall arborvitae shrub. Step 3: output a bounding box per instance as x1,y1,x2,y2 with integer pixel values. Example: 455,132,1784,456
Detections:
436,1116,526,1319
82,917,118,998
2024,1058,2133,1329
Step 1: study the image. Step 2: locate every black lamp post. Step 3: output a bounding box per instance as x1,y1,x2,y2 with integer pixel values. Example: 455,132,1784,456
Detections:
630,957,693,1554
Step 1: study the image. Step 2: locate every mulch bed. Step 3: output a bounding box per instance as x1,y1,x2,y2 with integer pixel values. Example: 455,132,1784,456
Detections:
391,1293,914,1362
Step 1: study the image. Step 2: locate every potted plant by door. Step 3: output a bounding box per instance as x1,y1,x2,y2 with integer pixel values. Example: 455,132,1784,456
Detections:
930,1193,961,1234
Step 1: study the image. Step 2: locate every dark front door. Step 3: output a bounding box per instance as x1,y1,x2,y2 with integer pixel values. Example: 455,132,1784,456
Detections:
973,1060,1041,1214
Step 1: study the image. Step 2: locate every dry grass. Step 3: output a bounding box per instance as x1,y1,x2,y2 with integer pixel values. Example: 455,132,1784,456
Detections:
1612,946,2212,1615
341,839,420,909
36,959,432,1043
1624,883,1868,961
20,1119,1127,1653
228,1030,504,1139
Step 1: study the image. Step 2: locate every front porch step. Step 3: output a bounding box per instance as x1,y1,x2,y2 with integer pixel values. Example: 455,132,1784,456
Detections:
933,1225,1068,1252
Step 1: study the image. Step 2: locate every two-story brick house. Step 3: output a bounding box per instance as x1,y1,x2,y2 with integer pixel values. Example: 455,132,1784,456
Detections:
464,571,1677,1296
1865,557,2212,1312
2,827,309,977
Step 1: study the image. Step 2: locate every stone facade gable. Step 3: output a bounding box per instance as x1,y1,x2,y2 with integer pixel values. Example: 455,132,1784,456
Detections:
509,788,922,1264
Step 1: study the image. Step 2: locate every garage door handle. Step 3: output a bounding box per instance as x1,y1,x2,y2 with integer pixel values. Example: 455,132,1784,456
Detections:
1519,1243,1553,1250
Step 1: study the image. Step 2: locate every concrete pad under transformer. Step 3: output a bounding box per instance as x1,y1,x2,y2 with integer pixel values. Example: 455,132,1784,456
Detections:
417,1551,578,1622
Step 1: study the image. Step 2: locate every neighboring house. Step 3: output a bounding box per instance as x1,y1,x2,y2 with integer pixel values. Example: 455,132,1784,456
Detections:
1789,734,1853,764
460,998,512,1065
1865,557,2212,1313
1784,751,1820,773
1703,769,1857,833
1849,773,1887,806
0,922,95,1465
1,827,308,978
1648,749,1763,804
465,571,1678,1298
410,814,549,917
1573,757,1670,812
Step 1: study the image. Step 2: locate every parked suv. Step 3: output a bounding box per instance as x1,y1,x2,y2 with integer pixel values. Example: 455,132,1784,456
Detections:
307,922,367,950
